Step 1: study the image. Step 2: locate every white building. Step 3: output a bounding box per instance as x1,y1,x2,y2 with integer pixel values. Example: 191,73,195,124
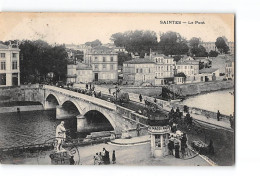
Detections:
176,56,200,83
0,43,20,87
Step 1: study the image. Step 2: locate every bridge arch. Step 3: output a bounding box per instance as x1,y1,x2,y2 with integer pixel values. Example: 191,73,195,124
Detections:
61,99,84,115
45,92,61,105
82,106,117,130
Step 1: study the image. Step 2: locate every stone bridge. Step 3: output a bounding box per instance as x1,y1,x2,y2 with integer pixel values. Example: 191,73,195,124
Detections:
40,85,144,134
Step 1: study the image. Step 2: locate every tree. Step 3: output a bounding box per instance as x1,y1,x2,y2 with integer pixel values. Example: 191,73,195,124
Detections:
111,30,158,57
215,37,229,54
19,40,68,84
85,39,102,47
208,50,219,57
117,52,132,66
158,31,189,56
189,37,208,57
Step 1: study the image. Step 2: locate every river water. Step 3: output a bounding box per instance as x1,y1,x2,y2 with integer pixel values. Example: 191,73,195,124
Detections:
0,109,114,149
180,89,235,116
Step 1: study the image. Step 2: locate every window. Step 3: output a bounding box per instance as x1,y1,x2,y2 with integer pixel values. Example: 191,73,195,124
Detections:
185,66,187,69
110,64,114,70
136,69,138,73
103,64,106,69
0,73,6,85
103,57,106,62
191,66,193,69
149,68,151,73
178,66,180,69
140,69,143,73
12,53,18,58
110,57,113,62
95,57,98,61
95,64,98,69
12,61,17,70
0,53,5,58
1,62,6,70
155,134,161,148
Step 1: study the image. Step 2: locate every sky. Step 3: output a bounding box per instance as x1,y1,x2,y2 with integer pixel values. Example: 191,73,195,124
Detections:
0,13,234,45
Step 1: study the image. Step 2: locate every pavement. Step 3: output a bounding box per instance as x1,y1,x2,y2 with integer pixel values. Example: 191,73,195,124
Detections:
95,85,232,131
110,135,150,146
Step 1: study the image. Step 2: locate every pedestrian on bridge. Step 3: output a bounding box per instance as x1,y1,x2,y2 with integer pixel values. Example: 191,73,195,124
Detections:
139,94,143,102
217,110,221,121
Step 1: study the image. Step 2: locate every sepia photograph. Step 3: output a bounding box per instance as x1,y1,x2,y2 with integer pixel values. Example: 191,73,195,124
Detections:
0,12,235,166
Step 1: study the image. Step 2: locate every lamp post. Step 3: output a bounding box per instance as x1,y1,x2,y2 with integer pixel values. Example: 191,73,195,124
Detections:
115,84,118,101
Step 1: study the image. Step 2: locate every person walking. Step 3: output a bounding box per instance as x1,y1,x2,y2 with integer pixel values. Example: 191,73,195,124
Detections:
217,110,221,121
174,142,180,158
112,150,116,164
108,88,111,94
139,94,143,102
181,133,188,158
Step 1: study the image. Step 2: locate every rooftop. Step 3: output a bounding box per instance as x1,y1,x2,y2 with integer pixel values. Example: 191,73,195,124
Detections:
124,58,155,64
0,44,9,49
199,68,219,73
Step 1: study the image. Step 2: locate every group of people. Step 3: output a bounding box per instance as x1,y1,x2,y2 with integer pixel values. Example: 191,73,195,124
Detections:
93,148,116,165
168,107,188,125
168,133,188,158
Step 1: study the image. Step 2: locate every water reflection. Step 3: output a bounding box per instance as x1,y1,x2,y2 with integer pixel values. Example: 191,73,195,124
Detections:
180,89,234,116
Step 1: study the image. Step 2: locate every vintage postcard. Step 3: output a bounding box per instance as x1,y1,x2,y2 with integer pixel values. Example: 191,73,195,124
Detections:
0,13,234,166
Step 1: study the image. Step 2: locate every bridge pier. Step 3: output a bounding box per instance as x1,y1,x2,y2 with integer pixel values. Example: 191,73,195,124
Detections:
76,115,87,133
56,105,77,119
44,101,57,110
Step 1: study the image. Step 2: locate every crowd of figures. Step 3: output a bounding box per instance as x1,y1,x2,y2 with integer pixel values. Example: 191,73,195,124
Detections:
93,148,116,165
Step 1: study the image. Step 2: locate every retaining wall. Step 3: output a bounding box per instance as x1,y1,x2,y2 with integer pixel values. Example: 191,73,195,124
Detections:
166,80,234,96
0,105,44,113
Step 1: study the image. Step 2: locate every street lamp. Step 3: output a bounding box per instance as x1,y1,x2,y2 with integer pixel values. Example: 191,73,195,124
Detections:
115,84,118,101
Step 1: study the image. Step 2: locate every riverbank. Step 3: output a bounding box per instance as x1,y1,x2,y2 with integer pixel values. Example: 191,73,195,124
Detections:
166,80,234,97
0,101,43,113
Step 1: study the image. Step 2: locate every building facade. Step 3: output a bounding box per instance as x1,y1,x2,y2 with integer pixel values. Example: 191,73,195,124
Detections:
123,59,156,86
66,45,119,84
225,58,234,79
0,43,20,87
176,56,199,83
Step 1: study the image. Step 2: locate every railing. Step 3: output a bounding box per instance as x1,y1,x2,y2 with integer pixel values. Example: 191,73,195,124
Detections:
43,85,117,111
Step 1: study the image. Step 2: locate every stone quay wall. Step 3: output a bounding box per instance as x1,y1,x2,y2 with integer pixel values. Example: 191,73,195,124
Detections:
166,80,234,96
0,105,43,114
0,84,44,103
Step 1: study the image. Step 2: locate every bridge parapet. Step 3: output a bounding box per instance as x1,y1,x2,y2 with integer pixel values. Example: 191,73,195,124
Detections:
43,85,117,111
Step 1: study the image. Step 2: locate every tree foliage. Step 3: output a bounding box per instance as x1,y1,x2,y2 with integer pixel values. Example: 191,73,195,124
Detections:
117,52,132,66
208,50,219,57
189,37,208,57
158,31,189,56
111,30,158,58
85,39,102,47
215,37,229,54
19,40,68,83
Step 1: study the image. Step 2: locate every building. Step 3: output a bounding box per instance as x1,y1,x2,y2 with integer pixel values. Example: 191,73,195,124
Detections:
201,41,234,55
123,58,156,86
85,47,118,83
145,53,176,85
201,42,217,53
225,58,234,79
199,68,219,82
66,45,119,84
227,42,235,55
0,43,20,87
66,64,93,84
212,54,234,74
176,56,199,83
